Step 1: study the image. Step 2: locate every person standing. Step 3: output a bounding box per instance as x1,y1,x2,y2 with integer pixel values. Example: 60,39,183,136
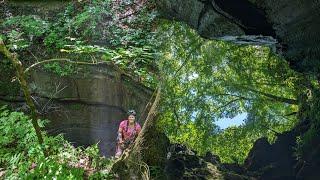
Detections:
115,110,141,158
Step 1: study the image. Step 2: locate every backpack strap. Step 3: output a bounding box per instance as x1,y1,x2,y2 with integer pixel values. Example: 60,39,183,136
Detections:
124,120,137,134
125,120,128,133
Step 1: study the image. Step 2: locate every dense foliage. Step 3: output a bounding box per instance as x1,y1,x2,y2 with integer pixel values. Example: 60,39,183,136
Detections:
0,1,159,178
1,0,158,86
156,21,300,163
0,106,114,179
1,1,318,177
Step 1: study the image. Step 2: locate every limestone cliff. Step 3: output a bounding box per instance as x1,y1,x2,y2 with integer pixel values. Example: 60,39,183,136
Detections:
157,0,320,74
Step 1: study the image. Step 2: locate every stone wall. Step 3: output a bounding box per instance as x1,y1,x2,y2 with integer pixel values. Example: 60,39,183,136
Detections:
29,64,152,156
0,64,153,157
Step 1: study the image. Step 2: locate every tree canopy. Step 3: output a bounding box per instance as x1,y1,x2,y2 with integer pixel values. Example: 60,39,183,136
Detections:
0,0,317,178
156,21,300,163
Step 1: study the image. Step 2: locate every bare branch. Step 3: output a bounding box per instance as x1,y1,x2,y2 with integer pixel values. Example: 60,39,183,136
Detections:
213,98,243,113
245,87,298,105
214,93,253,100
229,84,298,105
27,50,40,62
284,111,298,116
24,58,105,74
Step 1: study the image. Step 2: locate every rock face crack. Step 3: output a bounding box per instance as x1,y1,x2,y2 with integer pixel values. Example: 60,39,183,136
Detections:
212,0,276,37
197,0,211,30
73,79,81,101
209,0,247,30
195,0,276,37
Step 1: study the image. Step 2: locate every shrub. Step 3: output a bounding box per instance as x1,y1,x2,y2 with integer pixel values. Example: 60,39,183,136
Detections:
0,106,115,179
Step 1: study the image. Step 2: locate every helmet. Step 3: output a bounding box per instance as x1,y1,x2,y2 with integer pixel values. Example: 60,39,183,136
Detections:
127,109,136,116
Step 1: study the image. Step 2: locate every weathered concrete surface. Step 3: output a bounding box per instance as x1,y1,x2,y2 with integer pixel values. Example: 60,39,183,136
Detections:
29,65,152,157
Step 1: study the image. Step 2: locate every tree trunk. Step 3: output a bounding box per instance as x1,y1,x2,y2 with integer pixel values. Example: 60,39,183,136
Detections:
0,40,44,145
111,87,170,179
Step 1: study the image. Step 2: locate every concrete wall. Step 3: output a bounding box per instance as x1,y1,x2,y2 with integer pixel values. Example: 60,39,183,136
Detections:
30,64,152,157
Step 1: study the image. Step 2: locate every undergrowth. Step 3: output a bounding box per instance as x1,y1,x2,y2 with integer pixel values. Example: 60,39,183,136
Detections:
0,105,115,179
